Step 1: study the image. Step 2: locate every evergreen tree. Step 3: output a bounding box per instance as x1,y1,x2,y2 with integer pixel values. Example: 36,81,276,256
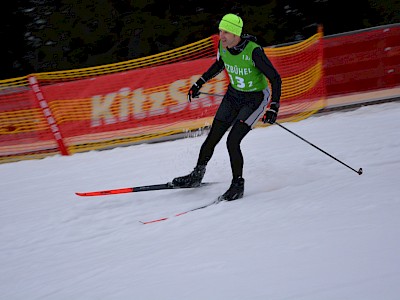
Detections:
1,0,398,79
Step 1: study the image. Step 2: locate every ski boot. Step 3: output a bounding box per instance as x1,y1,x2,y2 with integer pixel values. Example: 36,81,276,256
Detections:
219,177,245,201
172,165,206,188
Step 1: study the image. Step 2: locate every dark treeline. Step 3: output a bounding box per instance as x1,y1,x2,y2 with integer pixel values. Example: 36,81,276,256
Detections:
1,0,399,80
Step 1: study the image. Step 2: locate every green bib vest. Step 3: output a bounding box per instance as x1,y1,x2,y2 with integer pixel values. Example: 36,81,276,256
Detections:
219,41,268,92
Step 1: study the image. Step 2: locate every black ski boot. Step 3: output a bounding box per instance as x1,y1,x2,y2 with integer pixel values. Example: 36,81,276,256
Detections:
219,177,245,201
172,165,206,188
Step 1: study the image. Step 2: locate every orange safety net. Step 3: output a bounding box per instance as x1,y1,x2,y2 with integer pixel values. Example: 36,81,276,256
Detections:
0,30,325,163
264,27,325,124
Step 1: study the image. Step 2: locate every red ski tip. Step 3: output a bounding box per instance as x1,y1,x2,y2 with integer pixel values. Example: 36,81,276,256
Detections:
75,188,134,197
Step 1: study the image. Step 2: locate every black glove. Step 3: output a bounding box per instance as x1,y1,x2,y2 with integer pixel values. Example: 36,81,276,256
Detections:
262,102,280,124
187,77,205,102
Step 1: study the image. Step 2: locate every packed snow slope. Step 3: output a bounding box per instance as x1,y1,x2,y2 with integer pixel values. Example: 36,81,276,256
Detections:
1,102,399,300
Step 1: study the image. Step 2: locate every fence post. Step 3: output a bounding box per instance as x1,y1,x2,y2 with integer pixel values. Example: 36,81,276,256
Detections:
28,75,69,156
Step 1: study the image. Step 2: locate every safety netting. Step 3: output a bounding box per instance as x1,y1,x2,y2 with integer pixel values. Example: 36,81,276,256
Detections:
0,29,326,163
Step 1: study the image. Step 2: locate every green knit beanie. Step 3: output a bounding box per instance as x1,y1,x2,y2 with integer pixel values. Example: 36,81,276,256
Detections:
218,14,243,36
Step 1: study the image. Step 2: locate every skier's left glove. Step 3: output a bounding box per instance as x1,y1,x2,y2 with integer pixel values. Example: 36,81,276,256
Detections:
262,102,280,124
188,77,206,102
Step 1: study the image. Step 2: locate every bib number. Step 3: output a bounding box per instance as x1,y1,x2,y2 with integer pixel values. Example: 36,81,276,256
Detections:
229,74,253,89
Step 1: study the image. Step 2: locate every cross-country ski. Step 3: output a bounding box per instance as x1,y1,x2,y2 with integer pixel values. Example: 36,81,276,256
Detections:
139,198,222,224
75,182,214,197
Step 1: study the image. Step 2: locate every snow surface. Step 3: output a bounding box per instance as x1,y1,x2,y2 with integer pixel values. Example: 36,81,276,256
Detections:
1,102,400,300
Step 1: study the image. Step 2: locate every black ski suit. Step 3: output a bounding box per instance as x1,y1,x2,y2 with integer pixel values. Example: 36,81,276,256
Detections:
196,35,281,179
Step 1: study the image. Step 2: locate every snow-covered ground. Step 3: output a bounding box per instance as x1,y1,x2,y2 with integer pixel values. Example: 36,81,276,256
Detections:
1,102,399,300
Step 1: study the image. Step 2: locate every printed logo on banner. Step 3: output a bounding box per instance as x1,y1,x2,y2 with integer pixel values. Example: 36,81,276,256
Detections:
90,75,227,127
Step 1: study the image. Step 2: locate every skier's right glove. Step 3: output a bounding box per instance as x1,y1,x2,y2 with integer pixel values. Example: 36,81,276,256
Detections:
262,102,280,124
187,77,206,102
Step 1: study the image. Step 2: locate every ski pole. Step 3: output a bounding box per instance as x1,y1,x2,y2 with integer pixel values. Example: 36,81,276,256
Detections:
275,122,363,175
199,92,225,97
199,92,363,175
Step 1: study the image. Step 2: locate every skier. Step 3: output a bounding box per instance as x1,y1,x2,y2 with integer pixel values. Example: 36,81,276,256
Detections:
172,13,282,201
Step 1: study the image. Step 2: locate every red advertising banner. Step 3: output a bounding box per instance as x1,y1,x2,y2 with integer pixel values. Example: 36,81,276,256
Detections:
324,25,400,96
42,57,228,140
